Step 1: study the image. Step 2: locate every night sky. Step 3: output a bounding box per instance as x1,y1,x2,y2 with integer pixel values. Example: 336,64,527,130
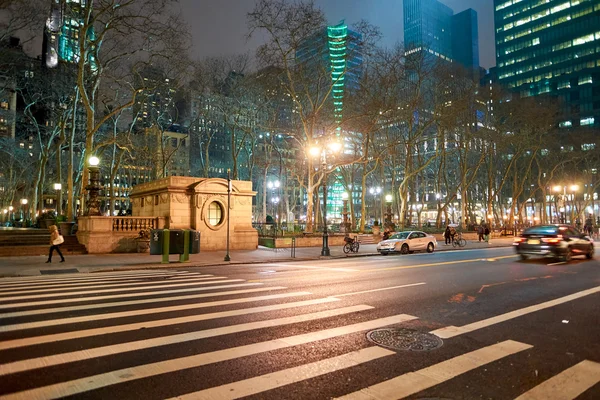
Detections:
181,0,496,68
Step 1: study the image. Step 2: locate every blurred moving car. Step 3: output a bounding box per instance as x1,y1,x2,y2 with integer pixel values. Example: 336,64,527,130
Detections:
513,224,594,262
377,231,437,255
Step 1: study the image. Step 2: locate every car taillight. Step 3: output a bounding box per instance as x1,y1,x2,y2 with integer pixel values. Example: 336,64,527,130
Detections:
541,237,562,244
513,237,526,243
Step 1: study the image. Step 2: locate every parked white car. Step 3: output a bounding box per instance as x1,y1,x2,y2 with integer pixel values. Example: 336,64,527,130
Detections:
377,231,437,255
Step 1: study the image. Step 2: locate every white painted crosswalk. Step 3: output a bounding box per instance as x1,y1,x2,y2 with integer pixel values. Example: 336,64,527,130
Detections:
0,269,598,400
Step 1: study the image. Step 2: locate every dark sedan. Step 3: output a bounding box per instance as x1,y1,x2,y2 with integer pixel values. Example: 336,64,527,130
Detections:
513,224,594,262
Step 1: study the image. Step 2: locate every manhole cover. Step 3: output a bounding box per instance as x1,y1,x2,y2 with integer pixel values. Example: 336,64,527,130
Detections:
366,328,443,351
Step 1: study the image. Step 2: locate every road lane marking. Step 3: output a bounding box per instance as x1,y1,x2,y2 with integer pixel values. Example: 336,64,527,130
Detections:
334,340,532,400
265,263,359,272
0,278,240,302
0,314,416,399
0,275,220,296
370,255,518,273
0,283,264,310
0,286,289,319
330,282,426,298
0,291,313,333
0,297,344,352
515,360,600,400
0,271,197,287
1,304,371,375
432,285,600,339
169,347,396,400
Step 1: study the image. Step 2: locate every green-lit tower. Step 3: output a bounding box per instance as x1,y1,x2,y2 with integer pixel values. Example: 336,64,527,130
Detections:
297,21,362,129
42,0,95,69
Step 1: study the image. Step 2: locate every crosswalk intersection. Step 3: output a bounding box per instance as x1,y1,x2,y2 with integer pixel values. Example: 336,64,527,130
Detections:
0,269,598,399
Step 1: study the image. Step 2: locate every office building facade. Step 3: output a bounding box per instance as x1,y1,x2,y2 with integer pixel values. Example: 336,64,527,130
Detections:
403,0,480,70
494,0,600,128
42,0,95,69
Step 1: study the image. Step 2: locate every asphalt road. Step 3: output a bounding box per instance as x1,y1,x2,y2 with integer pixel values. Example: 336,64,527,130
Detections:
0,246,598,399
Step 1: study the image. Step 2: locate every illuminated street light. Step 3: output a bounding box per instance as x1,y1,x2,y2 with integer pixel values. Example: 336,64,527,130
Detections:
308,141,341,256
85,157,102,216
54,183,62,215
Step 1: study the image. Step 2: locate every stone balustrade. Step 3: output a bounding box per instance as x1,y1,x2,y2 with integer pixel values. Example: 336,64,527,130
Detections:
77,216,167,254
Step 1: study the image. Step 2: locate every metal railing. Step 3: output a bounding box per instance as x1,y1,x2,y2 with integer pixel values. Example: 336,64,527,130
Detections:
112,217,158,232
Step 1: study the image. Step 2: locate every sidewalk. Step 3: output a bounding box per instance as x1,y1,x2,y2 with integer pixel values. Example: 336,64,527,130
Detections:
0,238,516,277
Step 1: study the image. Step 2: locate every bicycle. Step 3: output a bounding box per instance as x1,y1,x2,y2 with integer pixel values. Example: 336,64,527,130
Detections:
452,233,467,248
343,236,360,254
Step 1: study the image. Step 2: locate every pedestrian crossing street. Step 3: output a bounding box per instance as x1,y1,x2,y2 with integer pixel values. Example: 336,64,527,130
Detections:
0,270,598,399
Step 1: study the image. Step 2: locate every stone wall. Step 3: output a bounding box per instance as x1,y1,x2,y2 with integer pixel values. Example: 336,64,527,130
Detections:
130,176,258,251
77,216,166,254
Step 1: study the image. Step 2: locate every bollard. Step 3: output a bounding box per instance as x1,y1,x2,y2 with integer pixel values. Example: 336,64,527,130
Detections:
162,229,170,264
291,237,296,258
179,230,190,263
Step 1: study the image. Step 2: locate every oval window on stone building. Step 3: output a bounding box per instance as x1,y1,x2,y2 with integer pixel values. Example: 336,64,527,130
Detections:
207,201,223,226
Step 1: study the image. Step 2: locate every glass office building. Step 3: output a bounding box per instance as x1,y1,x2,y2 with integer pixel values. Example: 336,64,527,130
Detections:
494,0,600,128
404,0,480,70
42,0,95,69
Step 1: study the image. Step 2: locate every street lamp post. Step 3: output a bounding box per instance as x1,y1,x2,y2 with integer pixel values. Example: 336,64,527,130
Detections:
341,192,349,234
85,156,102,216
385,194,393,228
553,185,579,224
224,168,231,262
20,199,28,225
321,157,330,256
310,141,341,257
267,180,280,226
8,206,14,224
369,187,381,223
54,183,62,216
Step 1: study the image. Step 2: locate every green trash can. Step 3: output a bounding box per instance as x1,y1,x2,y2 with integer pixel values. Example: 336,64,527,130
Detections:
150,229,165,255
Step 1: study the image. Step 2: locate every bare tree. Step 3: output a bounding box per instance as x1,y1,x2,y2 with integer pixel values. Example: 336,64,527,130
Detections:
248,0,380,233
68,0,190,212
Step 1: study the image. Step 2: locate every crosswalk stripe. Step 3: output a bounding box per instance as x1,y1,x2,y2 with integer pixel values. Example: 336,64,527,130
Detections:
0,271,196,287
514,360,600,400
0,313,416,399
0,279,247,305
0,291,314,333
431,285,600,339
1,304,368,375
0,272,206,292
169,347,396,400
0,282,264,310
334,340,533,400
0,275,220,296
0,277,236,302
0,286,288,319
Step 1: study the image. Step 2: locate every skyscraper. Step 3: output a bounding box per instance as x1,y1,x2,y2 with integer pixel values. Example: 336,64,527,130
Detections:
42,0,95,69
452,9,480,70
403,0,480,71
296,21,363,127
494,0,600,128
